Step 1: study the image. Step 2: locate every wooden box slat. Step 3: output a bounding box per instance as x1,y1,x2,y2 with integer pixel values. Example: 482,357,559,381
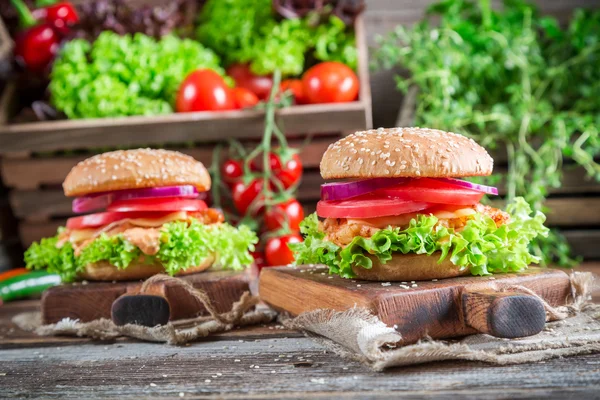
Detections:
0,137,332,190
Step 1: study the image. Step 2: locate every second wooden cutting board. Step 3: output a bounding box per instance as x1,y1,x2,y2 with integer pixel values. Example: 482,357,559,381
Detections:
259,266,571,343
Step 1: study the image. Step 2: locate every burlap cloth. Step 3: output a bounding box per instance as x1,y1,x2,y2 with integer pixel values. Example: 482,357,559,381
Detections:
13,274,277,345
281,271,600,371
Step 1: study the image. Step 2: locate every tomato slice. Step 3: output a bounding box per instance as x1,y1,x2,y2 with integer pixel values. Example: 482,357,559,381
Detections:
374,178,484,206
107,197,208,213
66,211,172,230
316,196,432,219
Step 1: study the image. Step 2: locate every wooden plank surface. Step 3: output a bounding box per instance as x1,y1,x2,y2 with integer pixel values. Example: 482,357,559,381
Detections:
1,338,600,399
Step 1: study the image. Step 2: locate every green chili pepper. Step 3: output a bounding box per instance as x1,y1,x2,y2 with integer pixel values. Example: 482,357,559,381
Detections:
0,271,61,302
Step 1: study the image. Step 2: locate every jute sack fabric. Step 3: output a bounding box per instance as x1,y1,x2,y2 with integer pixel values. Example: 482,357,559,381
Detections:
13,274,276,345
282,271,600,371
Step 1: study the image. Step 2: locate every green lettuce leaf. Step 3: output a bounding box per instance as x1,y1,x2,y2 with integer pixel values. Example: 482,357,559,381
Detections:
290,197,549,278
25,221,258,282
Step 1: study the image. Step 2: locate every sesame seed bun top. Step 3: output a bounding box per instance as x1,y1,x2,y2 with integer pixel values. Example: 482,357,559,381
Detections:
320,127,493,180
63,148,211,197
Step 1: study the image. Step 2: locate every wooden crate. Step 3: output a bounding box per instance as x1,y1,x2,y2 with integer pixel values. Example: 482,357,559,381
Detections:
0,16,372,153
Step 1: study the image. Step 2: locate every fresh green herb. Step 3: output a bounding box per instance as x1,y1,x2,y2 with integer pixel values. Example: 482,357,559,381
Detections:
25,220,258,282
373,0,600,265
290,197,549,278
50,32,225,119
197,0,357,75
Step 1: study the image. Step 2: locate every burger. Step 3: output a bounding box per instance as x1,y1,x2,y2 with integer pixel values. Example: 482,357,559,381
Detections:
25,149,257,282
290,127,549,281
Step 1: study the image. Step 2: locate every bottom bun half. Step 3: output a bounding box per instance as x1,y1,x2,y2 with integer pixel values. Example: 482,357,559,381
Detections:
351,253,470,281
78,255,215,281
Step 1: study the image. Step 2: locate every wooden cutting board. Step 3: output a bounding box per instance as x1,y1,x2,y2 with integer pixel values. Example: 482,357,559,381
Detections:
42,270,251,324
259,265,572,343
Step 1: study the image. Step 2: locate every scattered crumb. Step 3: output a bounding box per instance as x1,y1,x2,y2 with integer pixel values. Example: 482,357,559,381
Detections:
271,370,276,374
410,281,416,284
216,373,222,376
381,282,391,287
311,378,326,384
204,379,211,383
432,279,438,282
399,285,410,289
149,383,157,387
234,359,241,363
162,374,168,378
179,393,185,398
342,367,348,370
0,373,6,376
411,284,418,288
489,277,496,280
356,284,362,287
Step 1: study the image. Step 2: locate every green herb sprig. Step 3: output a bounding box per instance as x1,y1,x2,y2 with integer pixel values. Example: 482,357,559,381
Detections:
373,0,600,266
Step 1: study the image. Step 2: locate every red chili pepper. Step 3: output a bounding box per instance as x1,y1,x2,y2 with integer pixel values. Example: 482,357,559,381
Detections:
11,0,61,73
42,2,79,36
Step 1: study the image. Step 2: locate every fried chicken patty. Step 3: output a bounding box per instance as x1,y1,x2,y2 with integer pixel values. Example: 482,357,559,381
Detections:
321,204,509,247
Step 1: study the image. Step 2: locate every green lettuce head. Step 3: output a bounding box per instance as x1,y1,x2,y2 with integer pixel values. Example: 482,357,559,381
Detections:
289,197,549,278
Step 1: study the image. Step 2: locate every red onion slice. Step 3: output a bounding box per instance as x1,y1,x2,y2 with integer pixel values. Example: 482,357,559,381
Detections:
321,178,410,201
435,178,499,195
72,185,199,213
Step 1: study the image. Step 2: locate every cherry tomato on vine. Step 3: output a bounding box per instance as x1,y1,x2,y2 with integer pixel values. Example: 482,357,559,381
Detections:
276,153,303,189
265,199,304,231
265,233,303,266
302,62,359,104
251,152,303,189
232,87,259,109
176,69,236,113
227,63,273,100
232,179,264,215
251,251,268,270
280,79,307,104
222,159,243,184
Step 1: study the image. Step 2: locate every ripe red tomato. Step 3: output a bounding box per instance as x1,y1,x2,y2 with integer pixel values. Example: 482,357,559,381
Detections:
176,69,235,113
232,179,265,215
374,179,485,205
251,251,267,270
265,234,303,266
66,211,170,230
227,63,273,100
251,152,303,189
107,198,208,213
276,153,303,189
232,87,259,109
302,62,359,104
222,159,243,184
316,197,432,219
280,79,307,104
265,199,304,231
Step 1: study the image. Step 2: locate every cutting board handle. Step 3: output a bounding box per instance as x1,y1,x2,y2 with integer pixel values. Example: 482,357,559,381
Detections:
111,282,171,327
461,289,546,338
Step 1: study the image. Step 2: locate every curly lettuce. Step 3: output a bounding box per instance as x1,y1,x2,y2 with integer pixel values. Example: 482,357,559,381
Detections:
290,198,549,278
25,221,258,282
50,32,225,119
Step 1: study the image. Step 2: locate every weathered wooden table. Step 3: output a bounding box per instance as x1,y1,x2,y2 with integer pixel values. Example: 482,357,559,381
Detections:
1,263,599,399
